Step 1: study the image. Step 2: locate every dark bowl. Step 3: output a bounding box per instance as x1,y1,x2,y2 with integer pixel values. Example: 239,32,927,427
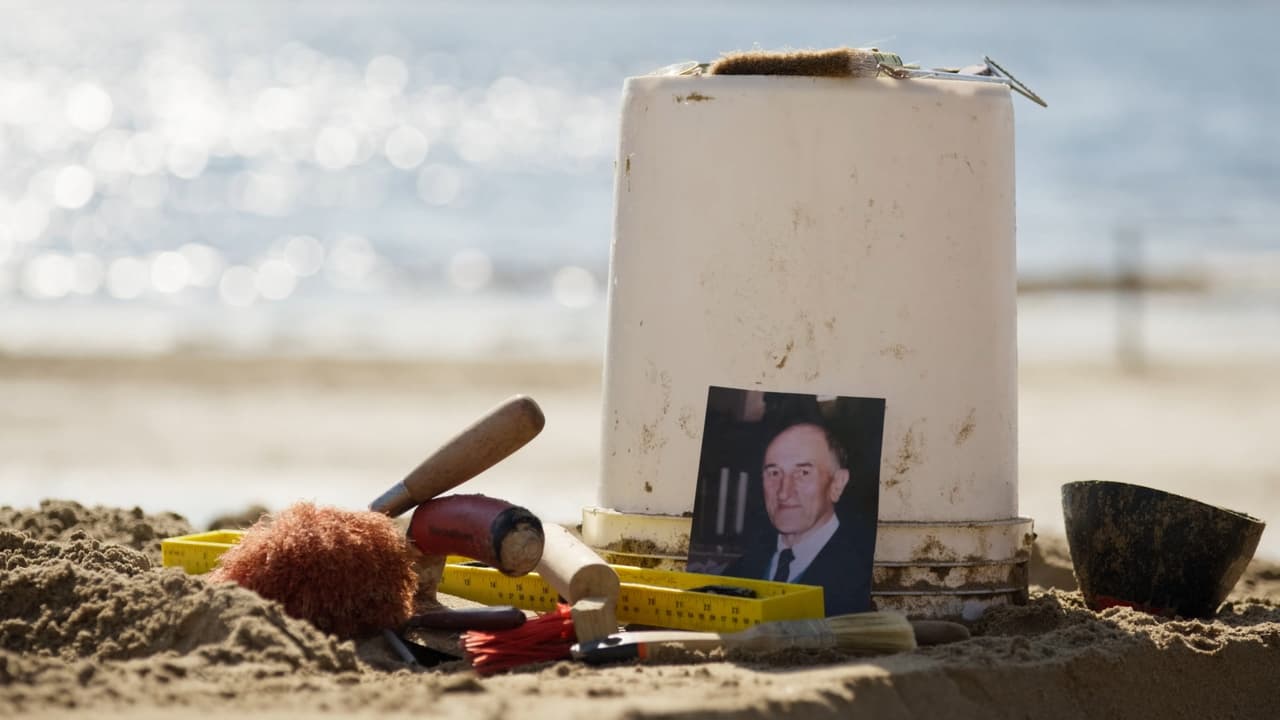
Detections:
1061,480,1265,618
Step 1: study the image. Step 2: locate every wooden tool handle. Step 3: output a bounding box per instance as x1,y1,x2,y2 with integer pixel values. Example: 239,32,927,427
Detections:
536,524,621,642
909,620,971,646
408,494,545,576
404,606,527,633
535,524,620,605
572,631,722,664
370,395,546,517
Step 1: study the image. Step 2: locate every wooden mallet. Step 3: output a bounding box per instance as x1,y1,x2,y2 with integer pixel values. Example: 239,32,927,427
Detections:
368,395,547,614
369,394,546,518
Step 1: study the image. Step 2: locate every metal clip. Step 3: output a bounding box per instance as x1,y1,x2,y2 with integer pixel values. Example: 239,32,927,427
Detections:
877,57,1047,108
983,56,1047,108
648,61,707,77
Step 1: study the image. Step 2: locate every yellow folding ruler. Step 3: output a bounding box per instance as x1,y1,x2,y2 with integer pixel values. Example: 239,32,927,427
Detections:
161,530,248,574
160,531,824,633
441,557,823,633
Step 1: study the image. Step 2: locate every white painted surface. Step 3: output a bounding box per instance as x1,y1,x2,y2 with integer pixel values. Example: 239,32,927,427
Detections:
599,74,1019,525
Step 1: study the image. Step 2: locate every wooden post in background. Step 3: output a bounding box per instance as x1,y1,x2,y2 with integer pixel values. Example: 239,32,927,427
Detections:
1115,225,1146,372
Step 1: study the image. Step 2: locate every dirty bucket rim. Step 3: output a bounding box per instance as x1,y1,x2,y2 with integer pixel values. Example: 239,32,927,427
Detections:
1061,479,1265,527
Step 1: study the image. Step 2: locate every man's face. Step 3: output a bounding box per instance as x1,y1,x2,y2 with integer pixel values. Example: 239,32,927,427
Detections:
761,424,850,539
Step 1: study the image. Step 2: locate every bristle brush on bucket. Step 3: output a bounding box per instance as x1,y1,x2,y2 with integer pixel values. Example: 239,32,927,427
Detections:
709,47,901,77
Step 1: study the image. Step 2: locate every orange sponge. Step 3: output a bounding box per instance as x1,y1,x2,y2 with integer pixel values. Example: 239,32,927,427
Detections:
209,502,417,639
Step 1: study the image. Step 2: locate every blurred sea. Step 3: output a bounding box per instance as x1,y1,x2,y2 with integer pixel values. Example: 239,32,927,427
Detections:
1,0,1278,363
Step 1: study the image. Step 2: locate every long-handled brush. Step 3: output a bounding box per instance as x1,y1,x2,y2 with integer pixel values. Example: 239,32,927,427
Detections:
464,609,923,674
571,611,917,665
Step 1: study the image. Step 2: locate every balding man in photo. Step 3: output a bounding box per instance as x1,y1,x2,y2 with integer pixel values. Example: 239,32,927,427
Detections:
722,420,873,615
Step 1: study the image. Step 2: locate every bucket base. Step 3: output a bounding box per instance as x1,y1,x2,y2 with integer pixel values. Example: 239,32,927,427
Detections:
581,507,1033,620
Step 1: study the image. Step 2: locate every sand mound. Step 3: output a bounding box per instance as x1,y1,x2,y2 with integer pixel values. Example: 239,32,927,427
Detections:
3,500,1280,718
0,529,359,672
0,500,192,561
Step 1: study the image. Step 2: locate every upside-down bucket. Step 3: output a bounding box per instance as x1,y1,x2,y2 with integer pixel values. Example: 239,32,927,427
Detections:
584,66,1033,619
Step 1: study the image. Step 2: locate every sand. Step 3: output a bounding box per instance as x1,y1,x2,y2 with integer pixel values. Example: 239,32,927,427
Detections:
3,353,1280,717
1,499,1278,719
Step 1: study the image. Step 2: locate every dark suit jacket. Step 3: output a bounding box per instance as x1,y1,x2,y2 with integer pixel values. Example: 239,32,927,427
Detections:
721,519,873,616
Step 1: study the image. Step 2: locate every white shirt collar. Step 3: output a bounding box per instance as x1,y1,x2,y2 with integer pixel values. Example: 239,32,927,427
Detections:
767,513,840,583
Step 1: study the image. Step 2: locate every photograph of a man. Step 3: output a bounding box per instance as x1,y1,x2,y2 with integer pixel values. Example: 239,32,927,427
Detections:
685,387,884,616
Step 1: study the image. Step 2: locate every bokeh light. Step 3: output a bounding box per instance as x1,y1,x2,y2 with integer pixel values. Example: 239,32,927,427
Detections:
166,143,209,180
384,125,428,169
0,226,14,264
21,252,75,299
314,127,358,170
325,233,377,289
254,258,297,300
129,175,169,209
281,235,324,276
228,166,300,216
88,131,131,176
53,165,96,209
150,251,192,294
2,77,48,127
10,197,50,244
65,82,114,133
274,42,322,86
252,86,309,132
218,265,258,307
365,55,409,97
125,132,166,175
228,117,269,158
70,253,104,295
106,257,148,299
179,243,225,287
551,265,598,308
415,163,462,206
454,116,500,165
448,249,492,292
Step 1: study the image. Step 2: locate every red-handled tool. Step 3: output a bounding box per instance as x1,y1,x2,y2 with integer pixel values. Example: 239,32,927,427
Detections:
409,494,545,576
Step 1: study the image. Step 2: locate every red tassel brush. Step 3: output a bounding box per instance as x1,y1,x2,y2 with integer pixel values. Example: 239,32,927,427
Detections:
462,604,576,675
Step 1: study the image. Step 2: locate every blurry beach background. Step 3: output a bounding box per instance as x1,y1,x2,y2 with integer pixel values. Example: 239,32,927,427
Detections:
2,1,1278,557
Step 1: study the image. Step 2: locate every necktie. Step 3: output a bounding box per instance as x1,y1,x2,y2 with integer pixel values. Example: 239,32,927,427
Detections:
772,548,795,583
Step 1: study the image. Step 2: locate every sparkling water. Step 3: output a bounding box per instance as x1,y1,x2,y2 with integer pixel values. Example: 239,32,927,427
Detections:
0,0,1276,361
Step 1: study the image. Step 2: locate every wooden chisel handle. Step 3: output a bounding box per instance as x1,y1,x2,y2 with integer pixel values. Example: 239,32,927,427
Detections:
536,524,621,642
370,395,546,517
536,524,620,605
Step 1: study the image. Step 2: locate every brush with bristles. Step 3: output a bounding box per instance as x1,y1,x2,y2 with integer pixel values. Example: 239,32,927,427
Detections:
209,502,419,639
709,47,902,78
465,610,919,673
571,611,918,665
208,396,548,641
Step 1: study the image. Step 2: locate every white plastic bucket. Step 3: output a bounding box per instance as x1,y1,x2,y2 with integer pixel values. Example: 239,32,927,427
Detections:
588,73,1032,618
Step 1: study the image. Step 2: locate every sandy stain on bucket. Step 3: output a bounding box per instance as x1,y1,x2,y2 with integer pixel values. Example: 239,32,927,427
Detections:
639,364,673,455
885,422,926,489
880,344,911,361
954,409,977,446
773,340,794,369
674,92,714,103
677,405,699,439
